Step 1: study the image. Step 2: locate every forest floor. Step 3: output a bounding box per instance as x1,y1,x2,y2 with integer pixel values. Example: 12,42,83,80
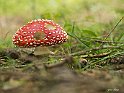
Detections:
0,48,124,93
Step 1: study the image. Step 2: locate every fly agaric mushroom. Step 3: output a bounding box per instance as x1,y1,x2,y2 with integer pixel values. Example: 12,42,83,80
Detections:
12,19,68,48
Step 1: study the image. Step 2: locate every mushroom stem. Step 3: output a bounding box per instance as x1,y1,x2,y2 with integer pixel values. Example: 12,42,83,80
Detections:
33,46,54,55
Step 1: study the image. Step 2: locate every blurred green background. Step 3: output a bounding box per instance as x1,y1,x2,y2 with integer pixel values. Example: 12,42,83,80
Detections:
0,0,124,48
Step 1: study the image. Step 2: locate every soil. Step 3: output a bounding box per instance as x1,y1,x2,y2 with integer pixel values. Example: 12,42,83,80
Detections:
0,48,124,93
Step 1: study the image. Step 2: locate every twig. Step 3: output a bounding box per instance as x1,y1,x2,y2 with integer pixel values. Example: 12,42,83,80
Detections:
70,45,123,56
81,52,111,58
94,40,124,44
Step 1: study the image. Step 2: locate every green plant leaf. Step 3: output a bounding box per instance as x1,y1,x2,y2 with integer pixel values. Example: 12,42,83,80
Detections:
82,30,97,37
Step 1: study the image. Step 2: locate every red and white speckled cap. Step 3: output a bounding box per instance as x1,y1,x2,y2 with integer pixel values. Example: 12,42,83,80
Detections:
12,19,68,48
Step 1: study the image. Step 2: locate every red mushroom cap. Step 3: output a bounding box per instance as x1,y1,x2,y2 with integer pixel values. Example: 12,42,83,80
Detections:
12,19,68,48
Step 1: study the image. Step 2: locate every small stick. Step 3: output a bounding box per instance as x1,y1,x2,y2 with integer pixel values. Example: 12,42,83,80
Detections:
82,52,111,58
94,40,124,44
70,45,123,56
